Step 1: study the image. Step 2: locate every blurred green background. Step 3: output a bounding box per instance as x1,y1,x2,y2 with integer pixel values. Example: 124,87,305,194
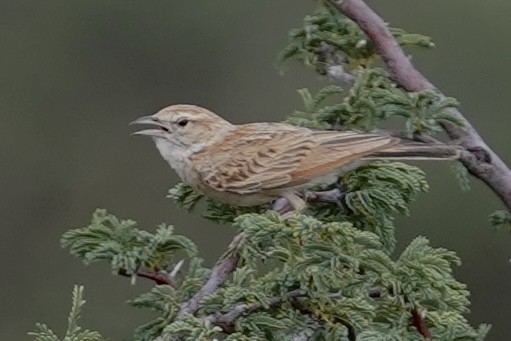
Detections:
1,0,510,340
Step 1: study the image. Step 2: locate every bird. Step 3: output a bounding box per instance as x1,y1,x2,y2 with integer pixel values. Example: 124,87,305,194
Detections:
131,104,459,213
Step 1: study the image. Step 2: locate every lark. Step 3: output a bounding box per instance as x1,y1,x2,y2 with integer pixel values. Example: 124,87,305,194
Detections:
131,104,459,212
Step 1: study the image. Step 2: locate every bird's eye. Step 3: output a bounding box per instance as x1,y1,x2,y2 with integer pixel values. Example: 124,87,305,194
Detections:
177,119,189,127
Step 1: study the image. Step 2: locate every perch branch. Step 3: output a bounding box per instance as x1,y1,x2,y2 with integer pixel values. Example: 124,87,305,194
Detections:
328,0,511,211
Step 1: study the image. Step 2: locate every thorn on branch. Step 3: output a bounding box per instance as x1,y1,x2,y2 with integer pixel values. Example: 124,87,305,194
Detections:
170,259,185,279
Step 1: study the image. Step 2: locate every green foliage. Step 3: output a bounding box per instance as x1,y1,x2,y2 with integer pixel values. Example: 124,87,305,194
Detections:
29,286,105,341
281,4,461,137
168,183,266,223
129,258,212,340
61,209,197,274
163,316,223,341
285,85,344,129
451,161,472,191
167,213,486,340
167,183,204,211
129,285,183,340
287,70,461,135
131,212,480,340
316,161,429,252
278,5,433,73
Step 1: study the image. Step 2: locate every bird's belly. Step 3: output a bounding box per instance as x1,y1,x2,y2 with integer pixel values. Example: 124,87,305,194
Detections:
189,161,371,207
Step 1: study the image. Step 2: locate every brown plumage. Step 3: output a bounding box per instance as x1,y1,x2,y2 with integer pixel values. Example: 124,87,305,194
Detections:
131,104,459,211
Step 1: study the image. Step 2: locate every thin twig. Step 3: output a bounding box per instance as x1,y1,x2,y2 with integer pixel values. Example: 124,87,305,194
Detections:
411,308,432,340
204,289,305,333
118,268,177,288
328,0,511,211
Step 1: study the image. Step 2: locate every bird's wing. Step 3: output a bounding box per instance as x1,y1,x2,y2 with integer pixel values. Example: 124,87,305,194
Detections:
285,130,396,187
192,124,396,194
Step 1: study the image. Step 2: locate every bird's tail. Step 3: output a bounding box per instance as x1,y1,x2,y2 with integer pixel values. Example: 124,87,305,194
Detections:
363,142,461,160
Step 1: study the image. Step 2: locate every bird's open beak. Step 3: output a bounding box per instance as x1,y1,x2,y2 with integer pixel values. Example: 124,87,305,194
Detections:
130,115,168,137
130,115,157,126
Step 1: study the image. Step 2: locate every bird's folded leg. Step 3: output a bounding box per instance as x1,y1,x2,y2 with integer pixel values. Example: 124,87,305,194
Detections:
272,197,292,215
305,187,346,210
272,192,307,219
272,187,346,219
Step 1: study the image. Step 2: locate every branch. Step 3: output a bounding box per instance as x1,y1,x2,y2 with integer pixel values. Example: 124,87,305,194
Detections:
177,232,245,318
411,308,432,340
204,289,305,333
328,0,511,211
154,233,245,341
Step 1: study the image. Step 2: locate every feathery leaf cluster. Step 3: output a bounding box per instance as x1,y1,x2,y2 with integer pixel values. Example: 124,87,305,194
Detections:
307,161,429,252
490,210,511,231
129,257,212,340
52,207,488,340
61,209,197,275
278,5,433,73
168,183,266,223
286,70,461,136
28,286,105,341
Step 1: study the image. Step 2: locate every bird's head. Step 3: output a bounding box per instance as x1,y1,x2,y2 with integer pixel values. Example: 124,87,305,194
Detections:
131,104,233,154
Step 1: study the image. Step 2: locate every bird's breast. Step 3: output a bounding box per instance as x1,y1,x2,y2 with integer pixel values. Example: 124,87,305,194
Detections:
154,139,199,185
